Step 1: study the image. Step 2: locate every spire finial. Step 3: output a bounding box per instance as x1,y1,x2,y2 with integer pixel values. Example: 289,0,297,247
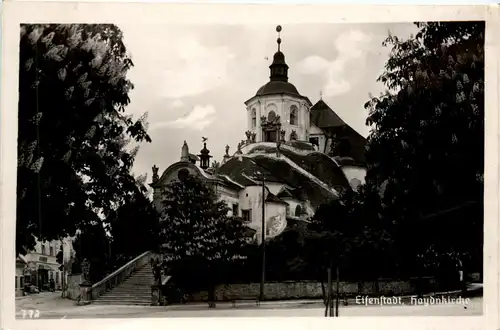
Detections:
276,25,282,52
320,90,323,100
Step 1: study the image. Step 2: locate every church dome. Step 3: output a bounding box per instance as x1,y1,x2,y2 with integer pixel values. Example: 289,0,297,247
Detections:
245,26,311,105
255,80,300,97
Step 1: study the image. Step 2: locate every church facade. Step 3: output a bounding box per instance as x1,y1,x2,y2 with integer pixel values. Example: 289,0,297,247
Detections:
150,26,367,243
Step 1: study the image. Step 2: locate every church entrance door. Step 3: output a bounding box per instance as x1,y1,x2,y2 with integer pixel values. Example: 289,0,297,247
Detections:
265,130,277,142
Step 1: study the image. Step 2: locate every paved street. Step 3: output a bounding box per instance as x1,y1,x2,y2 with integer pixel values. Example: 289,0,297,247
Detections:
16,291,76,315
16,296,482,319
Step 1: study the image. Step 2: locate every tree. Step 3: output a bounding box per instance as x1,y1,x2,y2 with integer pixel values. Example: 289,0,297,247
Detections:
56,244,64,268
55,243,67,297
159,173,249,307
308,196,355,317
108,174,160,265
17,24,151,254
72,223,113,283
364,22,484,277
307,183,393,316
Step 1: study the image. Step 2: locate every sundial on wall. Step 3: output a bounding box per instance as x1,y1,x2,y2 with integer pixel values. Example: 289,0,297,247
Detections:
267,214,287,237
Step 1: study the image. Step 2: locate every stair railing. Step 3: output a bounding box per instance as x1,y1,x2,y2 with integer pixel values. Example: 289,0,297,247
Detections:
86,250,152,301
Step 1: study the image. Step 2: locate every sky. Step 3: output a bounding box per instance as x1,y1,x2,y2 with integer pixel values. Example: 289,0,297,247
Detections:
119,23,418,181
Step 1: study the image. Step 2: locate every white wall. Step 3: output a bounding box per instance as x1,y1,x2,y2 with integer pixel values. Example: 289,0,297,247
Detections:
28,237,74,263
264,203,287,239
341,166,367,190
238,186,264,231
264,182,284,195
309,124,330,152
216,184,240,216
279,197,302,216
238,186,292,242
21,237,74,290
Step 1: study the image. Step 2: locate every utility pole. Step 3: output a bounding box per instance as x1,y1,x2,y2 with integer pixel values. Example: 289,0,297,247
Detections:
259,173,266,302
335,265,340,317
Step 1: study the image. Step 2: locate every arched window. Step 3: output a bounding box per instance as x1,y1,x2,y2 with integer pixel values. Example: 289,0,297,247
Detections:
290,105,298,125
251,109,256,128
294,205,302,217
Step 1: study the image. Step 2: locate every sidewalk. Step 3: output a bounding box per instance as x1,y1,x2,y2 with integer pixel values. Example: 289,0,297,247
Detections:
15,283,483,316
163,283,483,311
16,291,75,312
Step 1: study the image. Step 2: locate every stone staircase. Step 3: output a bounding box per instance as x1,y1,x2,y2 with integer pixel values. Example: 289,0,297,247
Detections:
92,263,154,306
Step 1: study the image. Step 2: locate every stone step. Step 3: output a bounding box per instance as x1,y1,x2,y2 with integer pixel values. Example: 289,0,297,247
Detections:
107,289,151,292
96,296,150,299
100,295,152,300
115,285,151,288
118,285,150,288
129,274,153,277
96,296,150,300
90,264,156,306
92,300,151,306
107,290,151,294
128,275,153,278
126,278,153,281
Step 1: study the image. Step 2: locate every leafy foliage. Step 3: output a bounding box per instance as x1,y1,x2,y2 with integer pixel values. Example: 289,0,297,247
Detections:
72,223,112,282
108,175,160,262
304,22,484,286
17,24,151,254
363,21,484,273
159,173,249,294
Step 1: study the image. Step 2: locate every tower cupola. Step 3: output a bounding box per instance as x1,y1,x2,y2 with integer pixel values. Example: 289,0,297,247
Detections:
198,138,212,170
269,25,289,82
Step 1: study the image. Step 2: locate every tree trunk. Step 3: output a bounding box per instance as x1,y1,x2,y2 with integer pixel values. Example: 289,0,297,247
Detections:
208,283,216,308
335,265,340,317
61,269,66,298
326,266,332,317
320,279,327,306
417,270,423,298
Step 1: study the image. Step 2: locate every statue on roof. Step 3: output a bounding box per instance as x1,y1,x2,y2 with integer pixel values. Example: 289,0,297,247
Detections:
290,130,297,141
152,165,159,182
245,131,252,142
225,144,230,156
251,132,256,142
280,129,286,142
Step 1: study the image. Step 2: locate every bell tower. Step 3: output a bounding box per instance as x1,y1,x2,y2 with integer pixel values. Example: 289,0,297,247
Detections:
244,25,313,143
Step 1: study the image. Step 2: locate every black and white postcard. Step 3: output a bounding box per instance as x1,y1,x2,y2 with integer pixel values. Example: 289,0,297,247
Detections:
1,3,498,330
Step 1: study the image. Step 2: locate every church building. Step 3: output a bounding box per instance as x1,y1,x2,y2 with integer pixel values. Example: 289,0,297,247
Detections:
150,26,367,243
